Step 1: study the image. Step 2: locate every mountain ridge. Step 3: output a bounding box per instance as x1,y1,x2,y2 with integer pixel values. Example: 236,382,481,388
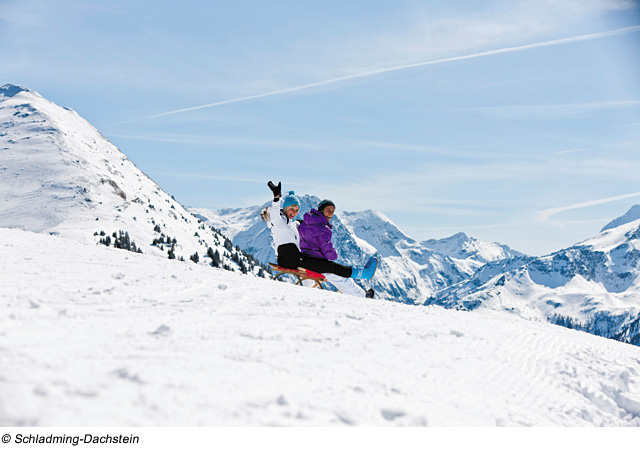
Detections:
429,213,640,345
602,204,640,232
0,83,266,275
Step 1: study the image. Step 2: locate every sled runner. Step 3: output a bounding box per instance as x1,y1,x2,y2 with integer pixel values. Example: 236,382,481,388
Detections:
269,263,327,289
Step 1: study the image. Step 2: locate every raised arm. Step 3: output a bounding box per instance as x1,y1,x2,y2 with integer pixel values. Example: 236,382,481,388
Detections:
267,181,287,228
268,181,281,201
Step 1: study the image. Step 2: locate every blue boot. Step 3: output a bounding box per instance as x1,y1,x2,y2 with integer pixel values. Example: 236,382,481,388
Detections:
350,257,377,280
363,256,377,279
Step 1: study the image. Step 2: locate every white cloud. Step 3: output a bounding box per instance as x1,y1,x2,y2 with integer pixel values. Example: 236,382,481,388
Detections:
611,122,640,128
0,1,43,27
149,172,264,185
306,0,638,74
555,148,592,155
106,132,329,151
292,151,640,218
470,100,640,120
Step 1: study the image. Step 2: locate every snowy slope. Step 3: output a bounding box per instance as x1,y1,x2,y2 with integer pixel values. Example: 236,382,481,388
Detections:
2,227,640,426
191,200,520,304
431,209,640,345
0,84,263,274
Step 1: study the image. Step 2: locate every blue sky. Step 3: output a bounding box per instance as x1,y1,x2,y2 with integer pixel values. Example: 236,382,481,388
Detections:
2,0,639,255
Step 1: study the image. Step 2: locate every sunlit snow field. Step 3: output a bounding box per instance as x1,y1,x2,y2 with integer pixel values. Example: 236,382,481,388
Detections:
2,228,640,426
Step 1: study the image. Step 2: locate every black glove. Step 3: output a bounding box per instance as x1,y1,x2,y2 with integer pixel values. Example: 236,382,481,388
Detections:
267,181,281,199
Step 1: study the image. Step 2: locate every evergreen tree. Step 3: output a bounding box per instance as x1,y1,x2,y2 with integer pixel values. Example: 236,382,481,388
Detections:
99,230,141,254
211,250,221,268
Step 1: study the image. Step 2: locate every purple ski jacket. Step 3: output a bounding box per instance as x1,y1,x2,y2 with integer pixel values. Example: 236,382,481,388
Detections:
299,209,338,260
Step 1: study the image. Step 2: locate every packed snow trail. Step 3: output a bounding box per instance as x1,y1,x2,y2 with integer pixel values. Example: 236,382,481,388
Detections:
2,228,640,426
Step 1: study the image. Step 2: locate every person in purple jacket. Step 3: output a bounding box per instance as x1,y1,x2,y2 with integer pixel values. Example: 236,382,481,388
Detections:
299,199,376,298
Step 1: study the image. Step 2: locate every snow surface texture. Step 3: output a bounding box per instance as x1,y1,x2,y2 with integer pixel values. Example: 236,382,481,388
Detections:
3,228,640,426
0,84,262,276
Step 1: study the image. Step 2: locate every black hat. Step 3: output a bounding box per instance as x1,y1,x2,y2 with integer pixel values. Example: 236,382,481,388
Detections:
317,199,335,212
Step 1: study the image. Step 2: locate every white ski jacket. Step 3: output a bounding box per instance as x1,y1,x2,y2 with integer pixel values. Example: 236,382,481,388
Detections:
269,199,300,255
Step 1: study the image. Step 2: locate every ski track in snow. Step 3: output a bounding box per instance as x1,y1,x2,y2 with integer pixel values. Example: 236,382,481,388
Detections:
2,228,640,426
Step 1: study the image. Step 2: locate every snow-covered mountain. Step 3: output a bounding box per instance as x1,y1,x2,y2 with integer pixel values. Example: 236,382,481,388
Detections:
602,204,640,232
4,85,640,426
421,232,525,266
194,194,640,347
0,84,264,275
429,205,640,345
191,199,523,304
3,227,640,426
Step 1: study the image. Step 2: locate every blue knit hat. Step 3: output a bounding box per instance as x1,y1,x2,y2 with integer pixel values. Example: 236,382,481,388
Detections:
282,191,300,210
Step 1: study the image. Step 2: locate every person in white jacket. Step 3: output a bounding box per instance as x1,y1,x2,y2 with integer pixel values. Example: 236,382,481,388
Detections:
266,181,376,280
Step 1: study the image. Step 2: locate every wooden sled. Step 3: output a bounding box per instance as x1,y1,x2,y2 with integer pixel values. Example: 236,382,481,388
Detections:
269,263,327,289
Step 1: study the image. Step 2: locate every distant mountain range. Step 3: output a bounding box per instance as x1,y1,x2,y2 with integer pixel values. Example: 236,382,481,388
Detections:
3,83,639,346
428,209,640,345
191,198,527,304
193,193,640,346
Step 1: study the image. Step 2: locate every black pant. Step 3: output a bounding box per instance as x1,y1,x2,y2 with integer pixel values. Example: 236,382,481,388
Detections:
277,243,352,278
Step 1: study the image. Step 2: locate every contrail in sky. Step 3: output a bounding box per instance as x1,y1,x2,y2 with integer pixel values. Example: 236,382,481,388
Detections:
116,25,640,125
536,192,640,223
